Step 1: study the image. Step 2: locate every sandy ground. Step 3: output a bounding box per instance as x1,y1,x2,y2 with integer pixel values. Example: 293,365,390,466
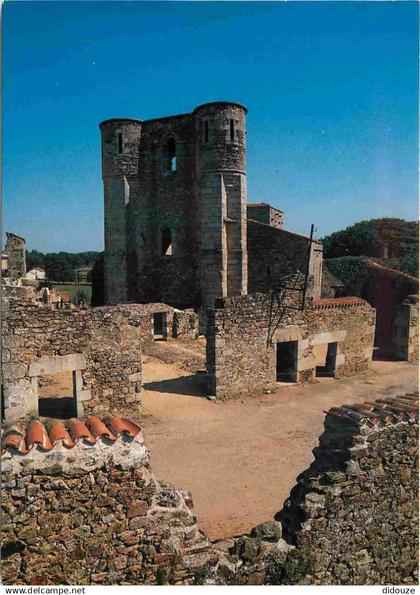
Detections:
38,371,75,418
38,372,73,398
141,354,418,540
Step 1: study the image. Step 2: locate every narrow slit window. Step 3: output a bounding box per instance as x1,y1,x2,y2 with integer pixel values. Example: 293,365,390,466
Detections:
161,227,173,256
118,133,123,154
230,119,235,141
167,138,176,172
204,121,209,143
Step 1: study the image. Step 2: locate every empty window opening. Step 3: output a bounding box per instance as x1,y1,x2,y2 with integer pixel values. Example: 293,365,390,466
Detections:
230,119,235,141
153,312,168,341
118,133,123,154
167,138,176,172
161,227,173,256
204,121,209,143
38,371,77,419
276,341,298,383
267,266,271,279
315,342,338,378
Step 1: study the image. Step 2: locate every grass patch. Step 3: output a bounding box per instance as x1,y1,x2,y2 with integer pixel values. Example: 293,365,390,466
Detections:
51,283,92,306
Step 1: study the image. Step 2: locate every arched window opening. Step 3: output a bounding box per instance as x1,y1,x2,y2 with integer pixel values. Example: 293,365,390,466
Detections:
161,227,173,256
118,133,123,154
204,121,209,143
167,138,176,172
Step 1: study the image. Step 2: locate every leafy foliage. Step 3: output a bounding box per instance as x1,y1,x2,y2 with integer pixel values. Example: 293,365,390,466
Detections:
325,257,370,292
26,250,100,282
321,218,418,277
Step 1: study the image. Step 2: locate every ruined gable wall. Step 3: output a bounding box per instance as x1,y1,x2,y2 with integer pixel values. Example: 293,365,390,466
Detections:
247,221,322,299
207,293,375,398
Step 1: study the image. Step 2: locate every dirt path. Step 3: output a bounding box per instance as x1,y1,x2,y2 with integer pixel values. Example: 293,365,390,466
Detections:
141,356,418,540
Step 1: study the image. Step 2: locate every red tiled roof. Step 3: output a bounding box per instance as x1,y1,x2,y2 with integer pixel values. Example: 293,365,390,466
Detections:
327,393,419,426
314,297,366,309
1,416,141,455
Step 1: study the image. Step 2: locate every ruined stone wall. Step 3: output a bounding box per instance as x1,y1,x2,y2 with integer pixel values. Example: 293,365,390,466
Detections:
276,394,419,585
392,294,419,364
207,294,375,398
1,294,199,422
1,396,417,586
5,233,26,279
1,418,218,586
221,395,419,585
1,296,145,421
173,309,200,339
247,221,323,299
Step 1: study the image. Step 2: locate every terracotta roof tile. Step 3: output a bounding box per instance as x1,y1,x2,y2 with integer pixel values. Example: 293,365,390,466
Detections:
49,421,75,448
2,416,142,456
108,417,141,437
68,418,96,444
27,420,53,451
86,416,116,441
327,393,418,427
2,430,28,454
314,297,366,309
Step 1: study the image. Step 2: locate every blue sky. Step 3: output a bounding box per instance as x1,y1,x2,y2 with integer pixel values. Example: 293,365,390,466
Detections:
3,1,418,252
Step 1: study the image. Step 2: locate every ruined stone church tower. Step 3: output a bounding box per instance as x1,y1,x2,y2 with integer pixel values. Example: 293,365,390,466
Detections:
100,102,248,312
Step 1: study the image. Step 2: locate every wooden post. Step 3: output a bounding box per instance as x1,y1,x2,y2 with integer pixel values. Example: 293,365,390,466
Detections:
301,224,314,310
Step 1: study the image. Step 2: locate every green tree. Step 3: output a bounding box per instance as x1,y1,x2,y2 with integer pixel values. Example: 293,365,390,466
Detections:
26,249,45,271
322,218,418,277
24,249,100,281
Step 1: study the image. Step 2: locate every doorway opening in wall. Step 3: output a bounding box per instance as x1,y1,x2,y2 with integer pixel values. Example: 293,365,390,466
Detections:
38,371,77,419
276,341,298,382
315,342,338,377
153,312,168,341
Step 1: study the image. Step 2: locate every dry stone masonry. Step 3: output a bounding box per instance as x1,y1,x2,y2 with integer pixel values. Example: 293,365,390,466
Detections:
1,287,198,422
1,417,218,585
207,292,376,398
1,394,418,585
392,294,419,364
5,233,26,279
276,393,419,585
